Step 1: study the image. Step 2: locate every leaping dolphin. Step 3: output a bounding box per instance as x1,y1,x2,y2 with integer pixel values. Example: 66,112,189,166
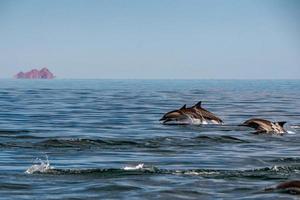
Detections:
241,118,287,134
159,101,223,125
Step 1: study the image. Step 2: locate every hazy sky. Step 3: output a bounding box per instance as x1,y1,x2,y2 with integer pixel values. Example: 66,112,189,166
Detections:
0,0,299,79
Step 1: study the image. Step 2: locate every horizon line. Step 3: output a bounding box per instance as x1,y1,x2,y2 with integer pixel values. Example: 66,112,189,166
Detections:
0,78,300,81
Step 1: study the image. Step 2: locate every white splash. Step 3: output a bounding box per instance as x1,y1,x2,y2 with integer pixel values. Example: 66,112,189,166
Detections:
166,118,212,125
290,125,300,129
270,165,280,172
123,163,144,171
25,155,52,174
201,120,208,125
287,130,296,134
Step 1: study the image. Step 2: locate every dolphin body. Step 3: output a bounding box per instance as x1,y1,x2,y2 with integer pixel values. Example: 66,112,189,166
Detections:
241,118,287,134
265,180,300,194
276,180,300,190
160,101,223,125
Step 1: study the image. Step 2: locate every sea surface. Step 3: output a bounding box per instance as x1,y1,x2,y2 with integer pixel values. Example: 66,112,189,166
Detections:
0,79,300,199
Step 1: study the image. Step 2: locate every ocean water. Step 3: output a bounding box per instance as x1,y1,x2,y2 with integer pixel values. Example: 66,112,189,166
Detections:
0,79,300,199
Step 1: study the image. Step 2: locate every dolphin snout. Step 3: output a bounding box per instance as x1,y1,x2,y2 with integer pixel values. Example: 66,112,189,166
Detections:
159,116,166,121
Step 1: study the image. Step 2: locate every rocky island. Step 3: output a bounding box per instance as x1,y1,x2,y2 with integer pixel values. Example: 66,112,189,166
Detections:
14,68,55,79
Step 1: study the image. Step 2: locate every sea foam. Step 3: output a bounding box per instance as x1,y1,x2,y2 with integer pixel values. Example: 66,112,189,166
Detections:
25,155,52,174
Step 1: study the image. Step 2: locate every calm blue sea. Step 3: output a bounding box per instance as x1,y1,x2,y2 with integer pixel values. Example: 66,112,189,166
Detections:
0,79,300,199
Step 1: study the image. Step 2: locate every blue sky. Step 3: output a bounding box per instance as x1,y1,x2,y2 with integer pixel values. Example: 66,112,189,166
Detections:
0,0,299,79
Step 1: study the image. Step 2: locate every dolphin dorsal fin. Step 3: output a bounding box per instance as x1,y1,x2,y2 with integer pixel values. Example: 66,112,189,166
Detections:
193,101,202,108
277,121,286,127
180,104,186,110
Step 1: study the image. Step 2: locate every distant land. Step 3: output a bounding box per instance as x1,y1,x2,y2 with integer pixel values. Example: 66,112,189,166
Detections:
14,68,55,79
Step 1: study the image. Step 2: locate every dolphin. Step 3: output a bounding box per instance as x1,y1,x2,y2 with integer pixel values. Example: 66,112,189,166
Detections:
265,180,300,194
159,101,223,125
241,118,287,134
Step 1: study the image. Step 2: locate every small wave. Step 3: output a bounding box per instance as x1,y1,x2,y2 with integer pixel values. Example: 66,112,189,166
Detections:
28,167,162,176
269,157,300,163
178,170,220,176
25,157,160,175
25,156,300,180
174,165,300,180
194,135,248,143
0,183,32,190
0,129,32,134
35,138,140,149
1,138,144,150
24,136,249,150
28,165,299,178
